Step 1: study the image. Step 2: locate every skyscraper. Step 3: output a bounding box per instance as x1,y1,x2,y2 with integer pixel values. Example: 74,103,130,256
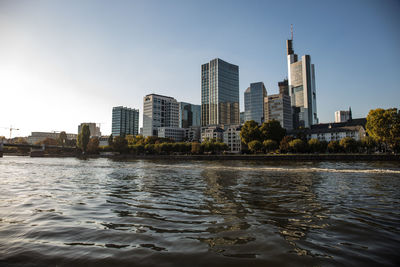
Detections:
244,82,267,124
264,80,293,130
112,106,139,136
179,102,201,128
201,58,239,126
287,34,318,129
143,94,179,137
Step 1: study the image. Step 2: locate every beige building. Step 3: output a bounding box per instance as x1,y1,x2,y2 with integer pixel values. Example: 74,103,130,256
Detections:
223,125,242,153
27,132,77,145
78,123,101,137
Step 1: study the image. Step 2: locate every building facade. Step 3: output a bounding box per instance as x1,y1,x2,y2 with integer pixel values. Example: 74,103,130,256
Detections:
183,127,201,142
157,127,184,141
263,80,292,130
179,102,201,128
112,106,139,137
200,126,224,142
78,123,101,137
143,94,179,137
201,58,239,126
335,108,352,123
27,132,77,145
287,38,318,129
244,82,267,124
223,125,242,153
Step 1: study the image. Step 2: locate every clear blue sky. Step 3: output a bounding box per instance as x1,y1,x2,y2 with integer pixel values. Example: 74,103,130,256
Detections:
1,0,399,137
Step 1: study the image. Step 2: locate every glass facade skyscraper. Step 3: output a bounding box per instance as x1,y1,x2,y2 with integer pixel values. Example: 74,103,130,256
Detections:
201,58,239,126
244,82,267,124
112,106,139,137
179,102,201,128
287,39,318,129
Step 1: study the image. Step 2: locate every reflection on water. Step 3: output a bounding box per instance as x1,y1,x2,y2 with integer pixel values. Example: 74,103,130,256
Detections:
0,157,399,266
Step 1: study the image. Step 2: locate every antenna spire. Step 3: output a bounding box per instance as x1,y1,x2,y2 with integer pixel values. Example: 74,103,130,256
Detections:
291,24,293,40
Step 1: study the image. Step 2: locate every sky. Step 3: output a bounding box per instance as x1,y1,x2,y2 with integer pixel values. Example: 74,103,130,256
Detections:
0,0,399,137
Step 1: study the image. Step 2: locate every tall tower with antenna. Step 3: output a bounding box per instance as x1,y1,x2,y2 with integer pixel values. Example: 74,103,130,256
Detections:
286,25,318,128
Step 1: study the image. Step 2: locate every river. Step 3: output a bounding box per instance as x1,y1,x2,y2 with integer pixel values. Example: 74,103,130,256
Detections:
1,156,399,266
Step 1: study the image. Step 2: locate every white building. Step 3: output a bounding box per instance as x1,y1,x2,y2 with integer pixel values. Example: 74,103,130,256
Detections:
143,94,179,137
307,126,366,142
78,123,101,137
157,127,184,141
223,125,242,153
201,126,224,142
335,108,352,123
264,89,292,130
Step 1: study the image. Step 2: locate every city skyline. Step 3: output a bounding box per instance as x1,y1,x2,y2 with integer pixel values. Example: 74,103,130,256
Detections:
1,0,399,137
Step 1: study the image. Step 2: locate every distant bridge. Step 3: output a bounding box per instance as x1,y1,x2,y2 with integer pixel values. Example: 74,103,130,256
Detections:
0,143,75,157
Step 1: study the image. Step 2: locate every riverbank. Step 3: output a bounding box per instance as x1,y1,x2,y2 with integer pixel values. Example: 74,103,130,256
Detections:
3,153,399,161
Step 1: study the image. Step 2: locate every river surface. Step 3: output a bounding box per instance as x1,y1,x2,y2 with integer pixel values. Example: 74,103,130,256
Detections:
0,156,399,266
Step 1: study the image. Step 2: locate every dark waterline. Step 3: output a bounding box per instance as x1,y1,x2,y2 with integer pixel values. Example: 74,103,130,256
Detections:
1,157,399,266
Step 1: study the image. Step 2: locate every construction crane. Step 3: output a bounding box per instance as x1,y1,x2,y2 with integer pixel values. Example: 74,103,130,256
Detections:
0,126,20,139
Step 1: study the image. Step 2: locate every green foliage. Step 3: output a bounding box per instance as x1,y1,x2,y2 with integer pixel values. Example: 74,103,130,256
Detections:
263,139,278,153
77,124,91,152
366,108,400,151
87,137,100,154
240,120,260,145
108,134,114,146
360,136,376,154
327,140,341,153
308,138,324,153
279,136,294,153
112,136,128,153
37,138,58,146
288,139,306,153
191,142,201,154
339,137,359,153
248,140,263,153
58,131,68,147
201,138,228,154
130,144,145,154
260,120,286,143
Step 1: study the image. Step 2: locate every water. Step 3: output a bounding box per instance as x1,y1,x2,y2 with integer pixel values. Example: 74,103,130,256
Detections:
1,157,400,266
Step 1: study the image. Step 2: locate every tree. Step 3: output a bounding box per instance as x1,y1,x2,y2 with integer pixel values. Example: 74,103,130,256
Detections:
260,120,286,143
361,136,376,154
87,137,99,154
77,124,91,153
58,131,68,147
108,134,114,146
327,140,341,153
279,136,293,153
248,140,263,153
240,120,261,145
112,136,128,153
366,108,400,152
339,137,358,153
308,138,322,153
263,139,278,153
191,142,201,154
288,139,306,153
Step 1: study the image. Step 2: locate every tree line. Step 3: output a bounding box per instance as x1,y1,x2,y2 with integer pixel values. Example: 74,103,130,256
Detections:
240,108,399,154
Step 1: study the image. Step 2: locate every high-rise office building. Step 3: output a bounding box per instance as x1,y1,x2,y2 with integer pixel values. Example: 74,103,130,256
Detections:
143,94,179,137
287,35,318,129
112,106,139,136
201,58,239,126
179,102,201,128
244,82,267,124
78,122,101,137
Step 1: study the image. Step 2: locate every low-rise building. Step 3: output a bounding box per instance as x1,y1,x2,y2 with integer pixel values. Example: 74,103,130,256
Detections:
27,132,77,145
157,127,184,141
201,126,224,142
78,123,101,137
183,127,201,142
307,125,366,142
99,136,110,147
223,125,242,153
